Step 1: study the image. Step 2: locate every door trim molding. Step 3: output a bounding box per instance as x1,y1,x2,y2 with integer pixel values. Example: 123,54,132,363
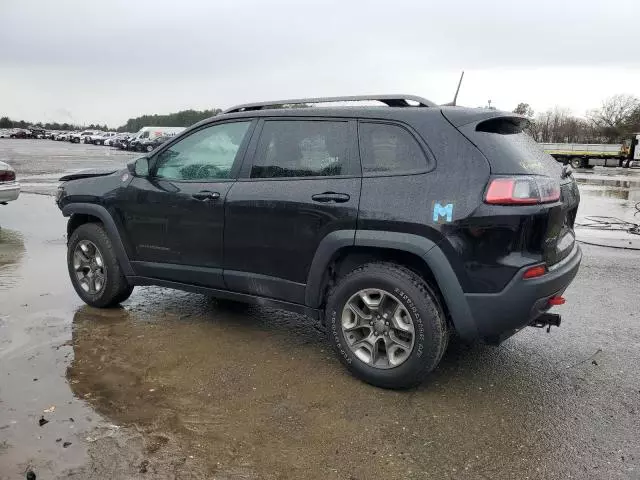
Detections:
131,261,224,289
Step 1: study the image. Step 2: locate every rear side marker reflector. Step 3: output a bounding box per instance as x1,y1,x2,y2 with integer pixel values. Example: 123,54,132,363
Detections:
523,265,547,279
548,296,566,306
485,176,560,205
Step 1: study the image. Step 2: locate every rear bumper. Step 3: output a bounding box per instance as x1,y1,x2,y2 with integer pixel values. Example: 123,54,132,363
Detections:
0,181,20,203
464,243,582,343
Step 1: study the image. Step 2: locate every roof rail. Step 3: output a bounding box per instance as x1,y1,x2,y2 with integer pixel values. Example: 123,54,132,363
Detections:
222,94,436,114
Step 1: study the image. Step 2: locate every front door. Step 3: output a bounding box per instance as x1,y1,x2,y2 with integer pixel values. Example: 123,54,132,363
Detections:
223,118,361,304
116,120,254,288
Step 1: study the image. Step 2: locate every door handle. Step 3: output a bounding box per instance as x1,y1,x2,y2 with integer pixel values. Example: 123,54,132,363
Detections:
311,192,350,203
192,191,221,201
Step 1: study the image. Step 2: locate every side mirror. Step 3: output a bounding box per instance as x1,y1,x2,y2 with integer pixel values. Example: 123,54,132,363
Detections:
127,157,149,177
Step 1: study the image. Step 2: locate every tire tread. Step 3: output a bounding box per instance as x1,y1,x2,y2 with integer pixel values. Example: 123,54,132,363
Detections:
326,261,449,388
68,223,133,308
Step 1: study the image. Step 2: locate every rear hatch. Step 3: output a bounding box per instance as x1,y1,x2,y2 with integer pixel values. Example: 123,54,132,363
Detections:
443,108,580,266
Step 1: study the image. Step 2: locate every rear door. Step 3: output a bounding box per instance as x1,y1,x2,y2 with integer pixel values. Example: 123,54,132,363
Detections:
223,118,361,304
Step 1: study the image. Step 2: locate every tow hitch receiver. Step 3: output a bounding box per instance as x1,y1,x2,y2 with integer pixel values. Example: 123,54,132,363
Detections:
530,313,562,333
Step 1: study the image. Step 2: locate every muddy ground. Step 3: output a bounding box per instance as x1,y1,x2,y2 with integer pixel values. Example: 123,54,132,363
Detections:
1,140,639,479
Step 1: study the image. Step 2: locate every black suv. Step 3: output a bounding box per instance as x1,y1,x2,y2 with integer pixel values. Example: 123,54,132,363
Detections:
56,95,581,388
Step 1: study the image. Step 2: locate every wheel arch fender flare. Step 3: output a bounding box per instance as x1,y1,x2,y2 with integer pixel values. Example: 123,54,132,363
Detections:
305,229,479,342
62,203,134,276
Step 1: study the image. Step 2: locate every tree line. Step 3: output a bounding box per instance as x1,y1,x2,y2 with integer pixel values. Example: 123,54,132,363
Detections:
116,108,222,132
0,117,110,132
0,108,223,133
514,94,640,144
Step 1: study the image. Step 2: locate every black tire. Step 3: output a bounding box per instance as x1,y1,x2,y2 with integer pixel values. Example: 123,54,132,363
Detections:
67,223,133,308
146,145,153,152
570,157,582,169
325,262,449,389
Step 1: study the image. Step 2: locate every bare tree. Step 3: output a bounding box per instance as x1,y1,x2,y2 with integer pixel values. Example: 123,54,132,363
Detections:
528,107,601,143
587,94,640,141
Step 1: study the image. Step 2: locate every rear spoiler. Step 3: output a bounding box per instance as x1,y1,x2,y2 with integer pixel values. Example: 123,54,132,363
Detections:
441,107,529,129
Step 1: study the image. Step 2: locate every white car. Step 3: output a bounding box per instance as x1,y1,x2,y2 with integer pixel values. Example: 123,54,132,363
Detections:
0,161,20,204
92,132,117,145
70,130,99,144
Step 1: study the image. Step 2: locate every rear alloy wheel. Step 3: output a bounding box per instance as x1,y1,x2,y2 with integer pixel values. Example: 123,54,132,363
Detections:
67,223,133,307
146,145,153,152
325,262,449,389
342,288,415,368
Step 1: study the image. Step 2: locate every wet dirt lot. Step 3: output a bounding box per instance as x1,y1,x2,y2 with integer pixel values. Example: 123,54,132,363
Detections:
1,140,639,479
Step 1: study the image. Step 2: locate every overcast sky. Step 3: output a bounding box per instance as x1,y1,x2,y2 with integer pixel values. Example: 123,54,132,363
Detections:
2,0,640,127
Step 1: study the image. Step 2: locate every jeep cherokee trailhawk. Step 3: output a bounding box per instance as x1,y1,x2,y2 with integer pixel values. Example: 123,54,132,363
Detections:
56,95,581,388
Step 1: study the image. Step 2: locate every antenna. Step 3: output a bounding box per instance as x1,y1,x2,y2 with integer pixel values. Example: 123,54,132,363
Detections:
441,71,465,107
452,71,464,106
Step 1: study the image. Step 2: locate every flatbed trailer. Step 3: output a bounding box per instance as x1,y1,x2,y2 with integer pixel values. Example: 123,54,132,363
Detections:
540,134,639,168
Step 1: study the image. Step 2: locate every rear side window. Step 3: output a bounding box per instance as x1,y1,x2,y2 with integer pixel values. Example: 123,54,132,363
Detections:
359,122,428,174
468,117,560,175
251,120,349,178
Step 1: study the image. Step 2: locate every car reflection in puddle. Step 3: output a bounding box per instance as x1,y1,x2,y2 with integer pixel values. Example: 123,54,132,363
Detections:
0,227,26,291
573,169,640,219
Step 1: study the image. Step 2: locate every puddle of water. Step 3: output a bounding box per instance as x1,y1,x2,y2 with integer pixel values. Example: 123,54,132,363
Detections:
573,169,640,226
0,228,26,291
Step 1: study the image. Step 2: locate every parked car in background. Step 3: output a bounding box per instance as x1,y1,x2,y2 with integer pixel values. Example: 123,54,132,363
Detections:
31,128,46,138
127,126,185,151
89,132,116,145
0,161,20,205
115,137,130,150
0,129,11,138
85,131,105,144
10,129,30,139
111,135,128,149
103,133,122,146
137,134,174,152
69,130,98,144
55,131,70,141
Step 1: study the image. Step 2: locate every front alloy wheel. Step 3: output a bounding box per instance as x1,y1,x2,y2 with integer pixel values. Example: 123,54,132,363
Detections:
73,240,106,294
67,223,134,307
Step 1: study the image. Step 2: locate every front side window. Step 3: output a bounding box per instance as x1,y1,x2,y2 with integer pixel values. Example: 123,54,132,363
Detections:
154,121,251,181
359,122,428,174
251,120,349,178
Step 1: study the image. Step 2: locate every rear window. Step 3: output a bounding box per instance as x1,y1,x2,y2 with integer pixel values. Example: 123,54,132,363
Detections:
359,122,428,174
464,117,560,176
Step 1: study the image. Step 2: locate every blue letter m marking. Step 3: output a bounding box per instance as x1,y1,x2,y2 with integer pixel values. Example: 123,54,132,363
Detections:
433,203,453,223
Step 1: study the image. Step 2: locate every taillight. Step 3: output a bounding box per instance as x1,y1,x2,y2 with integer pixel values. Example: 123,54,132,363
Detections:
0,170,16,182
485,176,560,205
